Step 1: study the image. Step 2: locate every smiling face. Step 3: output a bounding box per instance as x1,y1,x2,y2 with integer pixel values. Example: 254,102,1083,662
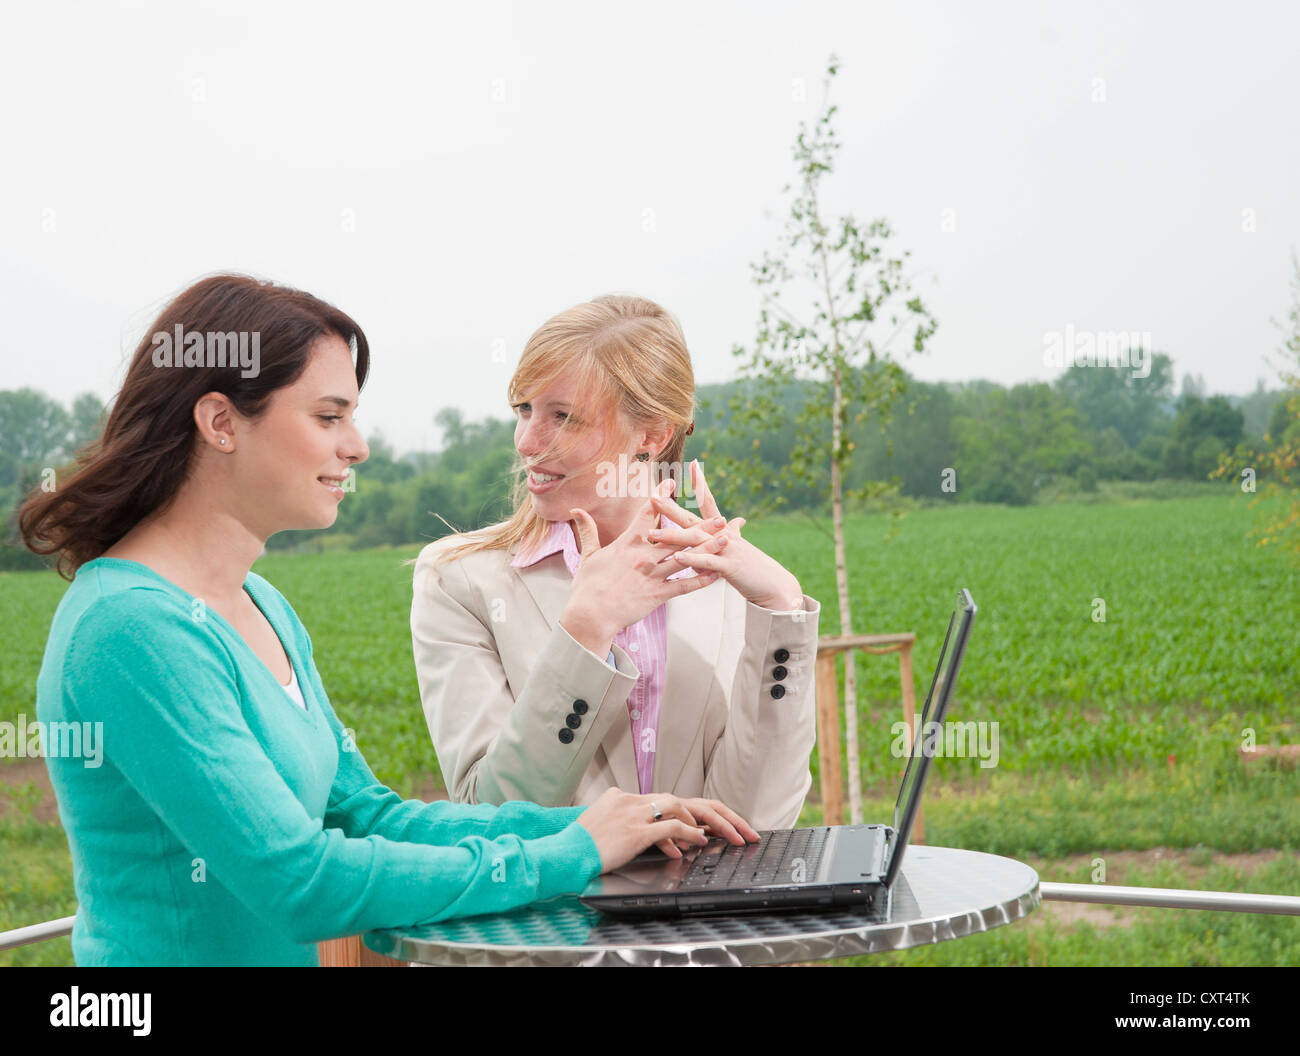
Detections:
238,334,369,534
513,370,668,541
513,371,618,521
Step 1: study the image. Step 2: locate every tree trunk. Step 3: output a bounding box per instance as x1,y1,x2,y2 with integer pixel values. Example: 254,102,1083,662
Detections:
830,366,861,825
809,173,861,825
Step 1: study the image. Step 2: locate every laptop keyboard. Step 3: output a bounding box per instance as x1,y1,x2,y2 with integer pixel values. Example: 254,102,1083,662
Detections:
679,828,830,890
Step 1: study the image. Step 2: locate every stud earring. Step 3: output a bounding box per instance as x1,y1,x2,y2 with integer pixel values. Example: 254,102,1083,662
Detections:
635,452,649,462
219,438,227,446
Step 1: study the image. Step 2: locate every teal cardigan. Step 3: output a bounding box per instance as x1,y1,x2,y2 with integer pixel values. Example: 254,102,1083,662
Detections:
35,557,603,966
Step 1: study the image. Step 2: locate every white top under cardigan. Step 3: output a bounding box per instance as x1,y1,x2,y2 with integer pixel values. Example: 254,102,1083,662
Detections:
281,665,307,709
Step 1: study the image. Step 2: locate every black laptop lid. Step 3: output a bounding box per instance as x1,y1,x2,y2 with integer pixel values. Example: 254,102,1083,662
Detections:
884,588,977,888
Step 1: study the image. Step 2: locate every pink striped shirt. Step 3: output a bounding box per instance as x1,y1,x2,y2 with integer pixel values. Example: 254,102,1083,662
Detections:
511,516,693,794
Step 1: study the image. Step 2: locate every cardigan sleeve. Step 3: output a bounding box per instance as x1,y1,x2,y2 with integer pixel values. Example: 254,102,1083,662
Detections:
304,657,587,843
61,593,603,945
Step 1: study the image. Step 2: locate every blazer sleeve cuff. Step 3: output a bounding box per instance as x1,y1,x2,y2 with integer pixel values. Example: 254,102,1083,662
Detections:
744,594,821,633
743,594,819,703
551,621,641,690
470,623,638,805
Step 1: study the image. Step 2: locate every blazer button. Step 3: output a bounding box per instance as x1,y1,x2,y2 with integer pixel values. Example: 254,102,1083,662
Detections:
770,684,786,699
572,699,589,715
558,728,574,744
774,648,790,664
773,665,788,681
566,713,582,730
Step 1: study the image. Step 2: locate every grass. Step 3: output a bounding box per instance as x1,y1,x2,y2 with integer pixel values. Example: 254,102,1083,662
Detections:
0,814,77,967
749,492,1299,786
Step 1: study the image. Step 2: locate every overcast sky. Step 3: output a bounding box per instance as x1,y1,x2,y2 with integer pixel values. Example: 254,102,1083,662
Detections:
3,0,1297,454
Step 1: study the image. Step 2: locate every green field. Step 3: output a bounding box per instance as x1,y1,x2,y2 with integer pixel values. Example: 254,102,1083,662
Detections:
3,489,1298,965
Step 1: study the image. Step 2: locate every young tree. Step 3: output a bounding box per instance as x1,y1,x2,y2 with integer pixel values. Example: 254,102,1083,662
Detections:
704,57,937,824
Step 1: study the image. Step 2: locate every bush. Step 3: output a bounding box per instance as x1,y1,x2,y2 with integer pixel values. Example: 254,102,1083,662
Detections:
971,470,1035,506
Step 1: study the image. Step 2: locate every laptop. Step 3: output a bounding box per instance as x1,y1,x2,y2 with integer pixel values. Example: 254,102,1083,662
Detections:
580,588,977,918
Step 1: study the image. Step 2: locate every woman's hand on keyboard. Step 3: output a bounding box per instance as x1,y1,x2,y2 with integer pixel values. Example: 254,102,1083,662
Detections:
677,798,761,847
577,789,708,872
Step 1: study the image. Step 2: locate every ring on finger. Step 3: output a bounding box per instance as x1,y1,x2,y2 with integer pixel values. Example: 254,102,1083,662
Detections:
651,802,663,821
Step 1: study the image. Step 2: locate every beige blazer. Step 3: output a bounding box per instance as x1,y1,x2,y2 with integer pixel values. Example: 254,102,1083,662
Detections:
410,530,820,830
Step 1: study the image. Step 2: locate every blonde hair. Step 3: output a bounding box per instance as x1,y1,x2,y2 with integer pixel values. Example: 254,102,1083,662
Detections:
427,294,695,566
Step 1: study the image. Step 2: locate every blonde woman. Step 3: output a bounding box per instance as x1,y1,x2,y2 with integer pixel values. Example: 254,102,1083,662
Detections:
411,295,820,831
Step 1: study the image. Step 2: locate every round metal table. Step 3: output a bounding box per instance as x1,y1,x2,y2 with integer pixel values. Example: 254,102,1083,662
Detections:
364,846,1040,967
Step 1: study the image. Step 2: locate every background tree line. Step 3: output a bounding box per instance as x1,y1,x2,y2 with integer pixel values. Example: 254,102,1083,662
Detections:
0,355,1293,570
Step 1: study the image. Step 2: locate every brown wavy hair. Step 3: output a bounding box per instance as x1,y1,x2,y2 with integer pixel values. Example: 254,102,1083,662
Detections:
425,293,695,567
18,273,370,579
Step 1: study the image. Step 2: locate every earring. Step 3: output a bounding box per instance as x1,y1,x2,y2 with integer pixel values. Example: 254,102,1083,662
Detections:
219,438,227,446
635,452,649,462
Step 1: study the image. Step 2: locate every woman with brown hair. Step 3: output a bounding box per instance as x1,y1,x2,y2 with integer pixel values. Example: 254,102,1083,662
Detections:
412,294,820,830
21,274,752,966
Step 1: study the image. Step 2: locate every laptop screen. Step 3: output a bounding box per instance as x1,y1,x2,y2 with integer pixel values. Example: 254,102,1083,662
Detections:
887,589,976,886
